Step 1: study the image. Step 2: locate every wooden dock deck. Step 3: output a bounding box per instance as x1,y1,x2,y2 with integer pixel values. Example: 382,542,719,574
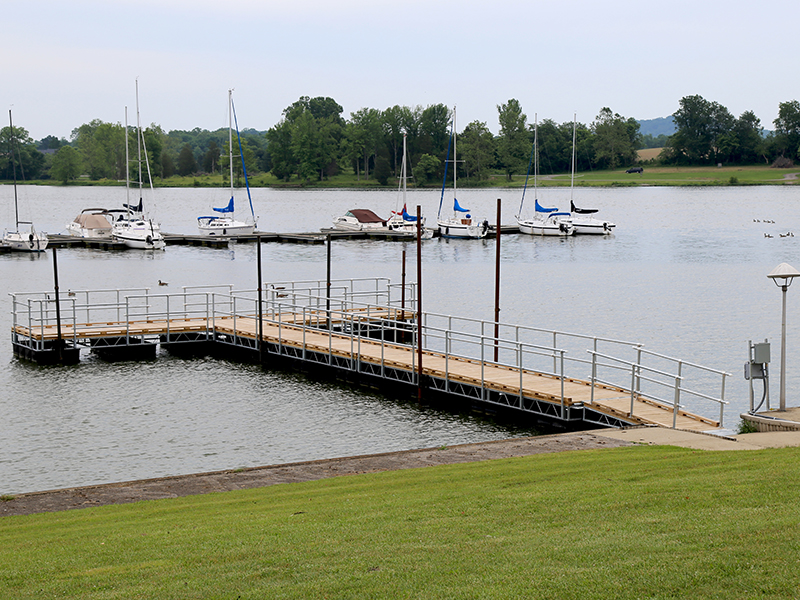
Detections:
11,285,729,433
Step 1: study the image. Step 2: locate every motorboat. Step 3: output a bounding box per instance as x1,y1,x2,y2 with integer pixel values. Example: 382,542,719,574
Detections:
332,209,389,231
66,208,113,238
197,90,257,237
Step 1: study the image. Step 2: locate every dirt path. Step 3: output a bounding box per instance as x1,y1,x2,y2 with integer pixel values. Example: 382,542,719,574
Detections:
0,433,631,517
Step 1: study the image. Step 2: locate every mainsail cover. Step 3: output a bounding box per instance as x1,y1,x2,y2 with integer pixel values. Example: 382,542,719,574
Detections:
453,198,470,213
213,197,235,213
535,199,558,213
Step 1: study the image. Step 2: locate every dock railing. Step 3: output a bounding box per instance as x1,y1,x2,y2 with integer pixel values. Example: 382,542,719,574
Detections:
10,279,729,427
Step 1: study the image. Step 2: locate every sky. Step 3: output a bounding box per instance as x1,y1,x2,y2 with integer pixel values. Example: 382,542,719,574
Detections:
4,0,799,141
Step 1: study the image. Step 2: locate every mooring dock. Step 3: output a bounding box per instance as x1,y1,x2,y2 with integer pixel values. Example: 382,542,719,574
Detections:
10,278,730,432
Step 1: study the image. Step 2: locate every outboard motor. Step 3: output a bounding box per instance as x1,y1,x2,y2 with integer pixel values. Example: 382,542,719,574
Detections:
481,220,489,235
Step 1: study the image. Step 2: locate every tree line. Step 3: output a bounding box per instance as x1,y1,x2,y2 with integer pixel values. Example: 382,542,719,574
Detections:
2,95,800,185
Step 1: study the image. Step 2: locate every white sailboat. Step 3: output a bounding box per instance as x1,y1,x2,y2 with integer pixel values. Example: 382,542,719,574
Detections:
436,107,489,239
112,85,165,250
564,115,615,235
387,133,434,239
516,115,574,237
3,110,48,252
198,90,257,237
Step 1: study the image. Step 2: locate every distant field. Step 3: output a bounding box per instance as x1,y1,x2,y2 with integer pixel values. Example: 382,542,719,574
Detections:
637,147,663,161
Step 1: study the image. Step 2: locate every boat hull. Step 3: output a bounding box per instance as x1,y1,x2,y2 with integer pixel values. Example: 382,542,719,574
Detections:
66,223,112,238
197,217,255,237
568,217,615,235
517,218,574,236
3,231,48,252
112,220,165,250
437,219,488,239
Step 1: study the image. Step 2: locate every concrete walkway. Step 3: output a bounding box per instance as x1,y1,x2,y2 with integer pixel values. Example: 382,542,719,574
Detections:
595,426,800,450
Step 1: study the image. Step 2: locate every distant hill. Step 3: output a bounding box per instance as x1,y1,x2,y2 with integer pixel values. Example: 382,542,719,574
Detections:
638,116,675,137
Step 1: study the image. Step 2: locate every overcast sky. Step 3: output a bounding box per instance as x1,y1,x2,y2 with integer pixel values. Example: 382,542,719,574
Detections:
5,0,798,141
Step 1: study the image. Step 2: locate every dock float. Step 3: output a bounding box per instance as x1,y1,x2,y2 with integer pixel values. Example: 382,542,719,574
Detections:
9,278,730,432
45,226,519,250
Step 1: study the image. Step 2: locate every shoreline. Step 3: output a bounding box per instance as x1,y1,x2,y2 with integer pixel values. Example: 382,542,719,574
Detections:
1,433,632,517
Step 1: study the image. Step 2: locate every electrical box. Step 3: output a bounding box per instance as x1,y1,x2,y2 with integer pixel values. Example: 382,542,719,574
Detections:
753,342,770,365
745,361,766,380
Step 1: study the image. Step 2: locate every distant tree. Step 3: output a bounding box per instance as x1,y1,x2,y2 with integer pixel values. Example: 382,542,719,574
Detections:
459,120,496,182
414,153,441,186
50,146,83,183
346,108,383,180
265,96,344,181
38,135,66,151
177,143,197,176
535,119,571,174
418,104,451,159
591,108,640,170
162,151,175,178
773,100,800,161
374,149,391,186
497,99,529,181
0,122,45,180
203,140,220,173
666,95,734,165
639,133,670,149
723,111,764,164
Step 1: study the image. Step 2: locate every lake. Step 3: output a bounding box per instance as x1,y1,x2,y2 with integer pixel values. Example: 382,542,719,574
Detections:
2,183,798,494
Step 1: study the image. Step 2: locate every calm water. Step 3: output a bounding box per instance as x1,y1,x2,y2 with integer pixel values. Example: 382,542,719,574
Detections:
2,183,799,494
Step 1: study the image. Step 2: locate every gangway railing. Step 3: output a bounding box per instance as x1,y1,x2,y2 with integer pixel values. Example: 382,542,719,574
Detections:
10,279,730,427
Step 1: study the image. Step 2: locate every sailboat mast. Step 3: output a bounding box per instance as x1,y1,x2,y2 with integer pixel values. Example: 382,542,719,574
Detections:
228,89,234,198
453,106,457,205
124,107,130,210
534,113,539,200
570,113,576,204
136,79,143,209
402,133,407,206
8,110,19,227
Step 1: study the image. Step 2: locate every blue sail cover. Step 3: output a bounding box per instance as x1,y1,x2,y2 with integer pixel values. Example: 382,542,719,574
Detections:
453,198,470,213
535,199,558,213
402,206,418,222
213,197,235,213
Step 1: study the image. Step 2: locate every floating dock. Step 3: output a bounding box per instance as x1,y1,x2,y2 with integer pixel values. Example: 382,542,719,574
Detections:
44,226,518,250
10,278,730,432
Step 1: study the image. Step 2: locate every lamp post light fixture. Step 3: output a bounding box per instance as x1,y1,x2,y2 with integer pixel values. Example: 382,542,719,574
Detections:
767,262,800,411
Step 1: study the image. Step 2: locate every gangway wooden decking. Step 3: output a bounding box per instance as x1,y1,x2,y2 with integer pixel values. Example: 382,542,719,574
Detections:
10,279,730,432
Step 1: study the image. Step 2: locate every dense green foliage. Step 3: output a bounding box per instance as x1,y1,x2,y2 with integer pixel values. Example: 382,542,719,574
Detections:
2,445,800,598
7,94,800,185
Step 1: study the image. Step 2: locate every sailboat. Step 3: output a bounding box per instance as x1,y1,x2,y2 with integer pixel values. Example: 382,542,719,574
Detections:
564,115,615,235
387,133,434,239
3,110,48,252
198,90,257,236
112,83,165,250
516,115,574,237
436,107,489,239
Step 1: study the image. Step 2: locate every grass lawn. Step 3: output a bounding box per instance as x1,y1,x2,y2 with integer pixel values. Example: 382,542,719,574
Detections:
17,164,800,190
2,445,799,599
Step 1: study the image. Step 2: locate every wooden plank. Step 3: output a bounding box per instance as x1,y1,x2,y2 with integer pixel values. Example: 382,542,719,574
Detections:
11,312,721,430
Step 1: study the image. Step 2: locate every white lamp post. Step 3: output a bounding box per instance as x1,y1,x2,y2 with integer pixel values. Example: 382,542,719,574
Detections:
767,262,800,411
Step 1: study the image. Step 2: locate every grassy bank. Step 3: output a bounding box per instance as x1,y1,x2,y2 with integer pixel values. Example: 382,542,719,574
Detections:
2,445,799,598
10,164,800,190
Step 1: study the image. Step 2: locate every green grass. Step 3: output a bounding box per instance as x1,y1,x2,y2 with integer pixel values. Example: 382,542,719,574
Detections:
2,445,800,598
14,164,800,189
